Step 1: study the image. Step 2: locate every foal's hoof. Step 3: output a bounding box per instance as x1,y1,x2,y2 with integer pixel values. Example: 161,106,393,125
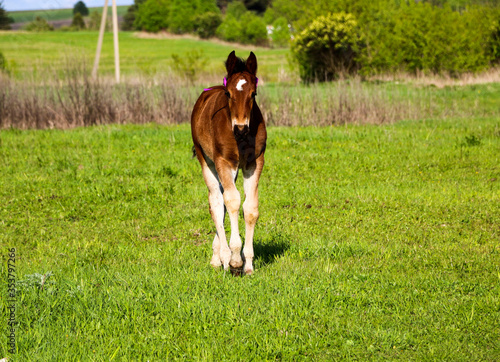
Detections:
210,256,222,268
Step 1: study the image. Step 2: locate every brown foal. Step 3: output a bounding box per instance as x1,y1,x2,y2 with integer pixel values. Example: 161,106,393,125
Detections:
191,51,267,275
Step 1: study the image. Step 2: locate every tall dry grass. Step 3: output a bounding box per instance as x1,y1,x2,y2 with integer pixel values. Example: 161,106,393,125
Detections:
0,65,197,129
0,64,495,129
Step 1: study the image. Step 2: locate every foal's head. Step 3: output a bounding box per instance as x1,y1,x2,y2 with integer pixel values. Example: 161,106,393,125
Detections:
224,51,258,137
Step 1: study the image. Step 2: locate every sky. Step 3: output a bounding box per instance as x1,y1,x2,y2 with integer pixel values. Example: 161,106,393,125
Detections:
3,0,134,12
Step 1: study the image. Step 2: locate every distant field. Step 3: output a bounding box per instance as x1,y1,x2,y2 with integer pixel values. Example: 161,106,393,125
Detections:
0,31,291,82
8,6,129,23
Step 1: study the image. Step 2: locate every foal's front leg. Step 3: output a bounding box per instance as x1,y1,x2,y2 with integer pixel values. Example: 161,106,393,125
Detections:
216,161,244,269
202,163,231,269
242,155,264,275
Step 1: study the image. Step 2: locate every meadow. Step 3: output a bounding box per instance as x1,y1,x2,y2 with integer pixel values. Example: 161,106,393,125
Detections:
0,29,500,360
0,116,499,360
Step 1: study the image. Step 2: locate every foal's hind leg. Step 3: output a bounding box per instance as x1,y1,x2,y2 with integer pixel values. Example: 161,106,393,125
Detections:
202,163,231,269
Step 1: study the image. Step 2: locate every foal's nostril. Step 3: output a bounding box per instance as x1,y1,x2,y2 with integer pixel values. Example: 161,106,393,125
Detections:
234,125,249,136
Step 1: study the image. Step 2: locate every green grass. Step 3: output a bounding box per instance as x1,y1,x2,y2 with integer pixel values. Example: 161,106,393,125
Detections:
8,6,130,23
1,117,499,360
0,31,290,81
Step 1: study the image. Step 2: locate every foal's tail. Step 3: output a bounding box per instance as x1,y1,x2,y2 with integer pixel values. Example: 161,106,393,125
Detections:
191,145,196,159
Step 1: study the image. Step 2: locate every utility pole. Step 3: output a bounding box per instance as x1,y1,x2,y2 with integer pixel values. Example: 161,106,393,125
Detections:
112,0,120,83
92,0,120,83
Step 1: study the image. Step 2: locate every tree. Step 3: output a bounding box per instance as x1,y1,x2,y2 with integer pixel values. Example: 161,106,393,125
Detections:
73,1,89,16
134,0,171,32
71,12,86,29
0,0,13,30
194,12,222,38
122,0,146,31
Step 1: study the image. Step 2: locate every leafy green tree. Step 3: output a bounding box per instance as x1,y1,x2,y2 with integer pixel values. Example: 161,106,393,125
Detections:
73,1,89,16
71,12,86,30
291,12,362,81
216,14,242,41
134,0,171,32
122,0,146,31
240,12,268,45
0,0,13,30
25,16,54,32
226,1,247,19
169,0,196,33
194,12,223,38
271,17,290,48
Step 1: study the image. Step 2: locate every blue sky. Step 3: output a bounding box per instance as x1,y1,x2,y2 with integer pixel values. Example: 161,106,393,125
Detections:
3,0,134,12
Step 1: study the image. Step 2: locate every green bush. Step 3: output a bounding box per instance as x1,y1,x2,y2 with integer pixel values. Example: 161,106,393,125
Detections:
171,50,208,83
240,12,268,45
134,0,171,32
368,3,497,75
25,16,54,32
216,14,242,42
71,12,86,30
291,12,362,82
193,12,222,39
271,17,290,48
134,0,219,34
0,51,6,72
216,10,268,45
169,0,196,33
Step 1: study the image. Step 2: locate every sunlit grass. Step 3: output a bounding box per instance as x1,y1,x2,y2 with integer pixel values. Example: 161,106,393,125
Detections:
0,117,499,360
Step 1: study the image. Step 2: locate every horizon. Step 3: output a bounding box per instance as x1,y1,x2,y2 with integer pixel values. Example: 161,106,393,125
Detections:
3,0,134,12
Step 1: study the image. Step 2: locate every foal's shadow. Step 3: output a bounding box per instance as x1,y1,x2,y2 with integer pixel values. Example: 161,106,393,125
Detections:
253,232,290,268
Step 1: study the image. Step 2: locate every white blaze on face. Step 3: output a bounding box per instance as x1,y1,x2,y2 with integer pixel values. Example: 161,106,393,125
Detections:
236,79,247,91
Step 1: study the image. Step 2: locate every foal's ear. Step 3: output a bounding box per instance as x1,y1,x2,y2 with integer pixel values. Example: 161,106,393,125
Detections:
225,50,237,75
246,52,258,75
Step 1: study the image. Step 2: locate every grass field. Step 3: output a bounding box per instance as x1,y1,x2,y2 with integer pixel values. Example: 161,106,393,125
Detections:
1,116,499,360
8,6,129,23
0,31,290,82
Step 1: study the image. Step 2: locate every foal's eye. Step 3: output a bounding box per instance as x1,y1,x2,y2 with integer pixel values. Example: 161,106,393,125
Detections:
225,91,230,98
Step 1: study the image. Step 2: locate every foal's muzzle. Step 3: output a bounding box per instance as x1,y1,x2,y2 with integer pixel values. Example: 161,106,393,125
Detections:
233,124,249,138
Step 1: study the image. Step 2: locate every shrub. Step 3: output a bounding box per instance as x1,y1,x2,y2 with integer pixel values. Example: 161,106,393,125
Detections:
291,12,362,82
71,12,86,30
25,16,54,32
193,12,222,39
170,50,208,83
271,16,290,48
0,51,6,73
87,10,111,31
73,1,89,16
216,14,242,42
240,12,268,45
134,0,171,32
